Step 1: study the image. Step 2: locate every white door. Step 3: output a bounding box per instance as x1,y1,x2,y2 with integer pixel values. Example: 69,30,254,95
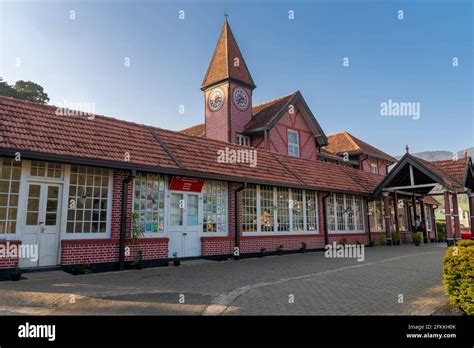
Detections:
22,183,62,267
168,192,201,258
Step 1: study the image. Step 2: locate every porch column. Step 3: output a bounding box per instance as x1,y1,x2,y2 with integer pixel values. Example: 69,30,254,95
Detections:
451,192,461,240
411,194,417,229
431,206,438,242
469,193,474,240
383,192,392,245
393,192,400,234
420,198,428,243
444,191,454,246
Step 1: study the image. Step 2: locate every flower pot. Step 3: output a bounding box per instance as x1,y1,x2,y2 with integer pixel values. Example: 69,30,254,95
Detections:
173,260,180,266
11,273,21,281
276,250,284,256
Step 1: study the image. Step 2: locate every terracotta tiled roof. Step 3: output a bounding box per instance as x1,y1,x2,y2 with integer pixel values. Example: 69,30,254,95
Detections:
325,131,397,163
413,156,464,189
432,157,469,184
0,96,384,194
180,124,205,137
244,92,297,132
201,20,255,90
423,196,440,205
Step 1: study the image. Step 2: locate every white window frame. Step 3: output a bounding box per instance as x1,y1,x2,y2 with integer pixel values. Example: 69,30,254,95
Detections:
242,185,319,236
61,165,113,239
328,193,365,234
0,157,22,238
287,129,300,157
202,180,228,236
236,134,250,147
370,158,378,174
132,173,167,237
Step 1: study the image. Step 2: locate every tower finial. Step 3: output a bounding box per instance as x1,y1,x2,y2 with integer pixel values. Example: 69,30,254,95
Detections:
464,149,468,158
224,9,229,20
405,144,409,154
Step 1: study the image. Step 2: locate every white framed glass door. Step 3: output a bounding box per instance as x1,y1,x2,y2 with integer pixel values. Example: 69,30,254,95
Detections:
22,183,62,267
168,192,201,258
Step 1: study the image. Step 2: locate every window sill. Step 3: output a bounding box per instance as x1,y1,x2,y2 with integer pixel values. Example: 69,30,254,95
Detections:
242,231,319,237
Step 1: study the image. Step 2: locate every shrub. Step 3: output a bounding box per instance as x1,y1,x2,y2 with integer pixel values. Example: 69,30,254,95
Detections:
392,231,400,244
378,235,387,246
339,237,348,246
436,221,447,242
443,240,474,315
412,232,423,246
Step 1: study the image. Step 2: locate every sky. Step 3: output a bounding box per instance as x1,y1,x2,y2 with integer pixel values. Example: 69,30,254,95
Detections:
1,0,472,156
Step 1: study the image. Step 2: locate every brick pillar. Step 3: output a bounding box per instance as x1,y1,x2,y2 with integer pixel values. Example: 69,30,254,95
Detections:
383,192,392,245
431,206,438,242
469,193,474,240
444,191,454,246
451,192,461,240
420,198,428,243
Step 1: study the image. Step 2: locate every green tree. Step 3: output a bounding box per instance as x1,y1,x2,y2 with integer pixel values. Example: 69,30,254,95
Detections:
0,78,20,98
14,80,49,104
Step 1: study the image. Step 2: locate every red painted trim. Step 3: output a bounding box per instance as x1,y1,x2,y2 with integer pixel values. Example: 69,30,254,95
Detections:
269,139,278,152
253,139,264,148
241,234,322,240
61,237,169,245
274,125,288,151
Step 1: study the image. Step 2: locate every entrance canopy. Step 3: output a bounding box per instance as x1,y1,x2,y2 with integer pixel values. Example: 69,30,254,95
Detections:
374,153,473,196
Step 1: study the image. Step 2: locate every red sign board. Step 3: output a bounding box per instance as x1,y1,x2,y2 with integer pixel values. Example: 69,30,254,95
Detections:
169,176,204,192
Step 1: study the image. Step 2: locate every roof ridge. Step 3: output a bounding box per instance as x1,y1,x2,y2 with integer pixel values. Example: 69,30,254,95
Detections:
252,91,298,109
412,155,464,188
342,131,361,151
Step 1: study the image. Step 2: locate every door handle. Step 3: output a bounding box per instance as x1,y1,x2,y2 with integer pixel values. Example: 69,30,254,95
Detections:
182,232,187,236
39,222,46,233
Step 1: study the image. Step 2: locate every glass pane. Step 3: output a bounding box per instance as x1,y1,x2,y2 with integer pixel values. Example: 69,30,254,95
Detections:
187,194,198,226
27,212,38,225
29,184,41,198
45,213,57,225
170,193,183,225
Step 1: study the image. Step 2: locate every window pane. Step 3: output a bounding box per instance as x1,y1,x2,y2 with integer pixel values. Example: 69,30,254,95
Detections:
277,188,290,231
260,186,274,232
292,189,304,231
67,165,109,233
242,184,257,232
132,173,166,232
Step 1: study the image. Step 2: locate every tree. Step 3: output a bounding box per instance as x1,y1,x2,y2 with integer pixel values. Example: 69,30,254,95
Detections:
0,78,20,98
14,80,49,104
0,78,49,104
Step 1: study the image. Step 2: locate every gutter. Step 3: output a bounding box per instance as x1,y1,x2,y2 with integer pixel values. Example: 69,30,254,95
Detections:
321,192,331,245
234,183,247,260
119,170,136,270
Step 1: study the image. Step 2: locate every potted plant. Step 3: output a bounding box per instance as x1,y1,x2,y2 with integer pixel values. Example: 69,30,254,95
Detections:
412,232,423,246
70,262,92,275
300,242,307,253
133,251,143,270
392,231,400,245
378,235,387,246
276,245,284,256
258,248,266,258
11,262,21,281
172,251,181,266
131,212,145,269
339,237,348,246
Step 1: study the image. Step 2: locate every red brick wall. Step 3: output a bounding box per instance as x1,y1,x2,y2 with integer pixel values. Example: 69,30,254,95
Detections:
229,83,252,143
0,240,21,269
60,169,168,265
267,106,317,160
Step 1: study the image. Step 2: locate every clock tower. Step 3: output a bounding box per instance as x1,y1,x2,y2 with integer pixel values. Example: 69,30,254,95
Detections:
201,18,256,144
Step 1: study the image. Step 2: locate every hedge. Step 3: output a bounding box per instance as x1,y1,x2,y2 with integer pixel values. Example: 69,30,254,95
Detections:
443,240,474,315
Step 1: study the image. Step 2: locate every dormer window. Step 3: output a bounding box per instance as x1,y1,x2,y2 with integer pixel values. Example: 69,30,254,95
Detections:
370,158,378,174
288,130,300,157
237,134,250,147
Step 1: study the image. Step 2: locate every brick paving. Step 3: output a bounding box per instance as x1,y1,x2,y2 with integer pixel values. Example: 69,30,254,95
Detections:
0,244,447,315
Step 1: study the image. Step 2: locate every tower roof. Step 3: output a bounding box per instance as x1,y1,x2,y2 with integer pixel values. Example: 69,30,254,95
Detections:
201,19,256,91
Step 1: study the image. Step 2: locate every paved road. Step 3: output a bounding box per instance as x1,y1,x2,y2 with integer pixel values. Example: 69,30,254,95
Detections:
0,244,448,315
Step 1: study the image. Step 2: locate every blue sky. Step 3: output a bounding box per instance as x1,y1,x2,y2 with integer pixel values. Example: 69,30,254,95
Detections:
1,0,472,156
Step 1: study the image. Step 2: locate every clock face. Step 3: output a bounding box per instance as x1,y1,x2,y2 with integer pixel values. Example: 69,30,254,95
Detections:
209,88,224,111
233,88,249,110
